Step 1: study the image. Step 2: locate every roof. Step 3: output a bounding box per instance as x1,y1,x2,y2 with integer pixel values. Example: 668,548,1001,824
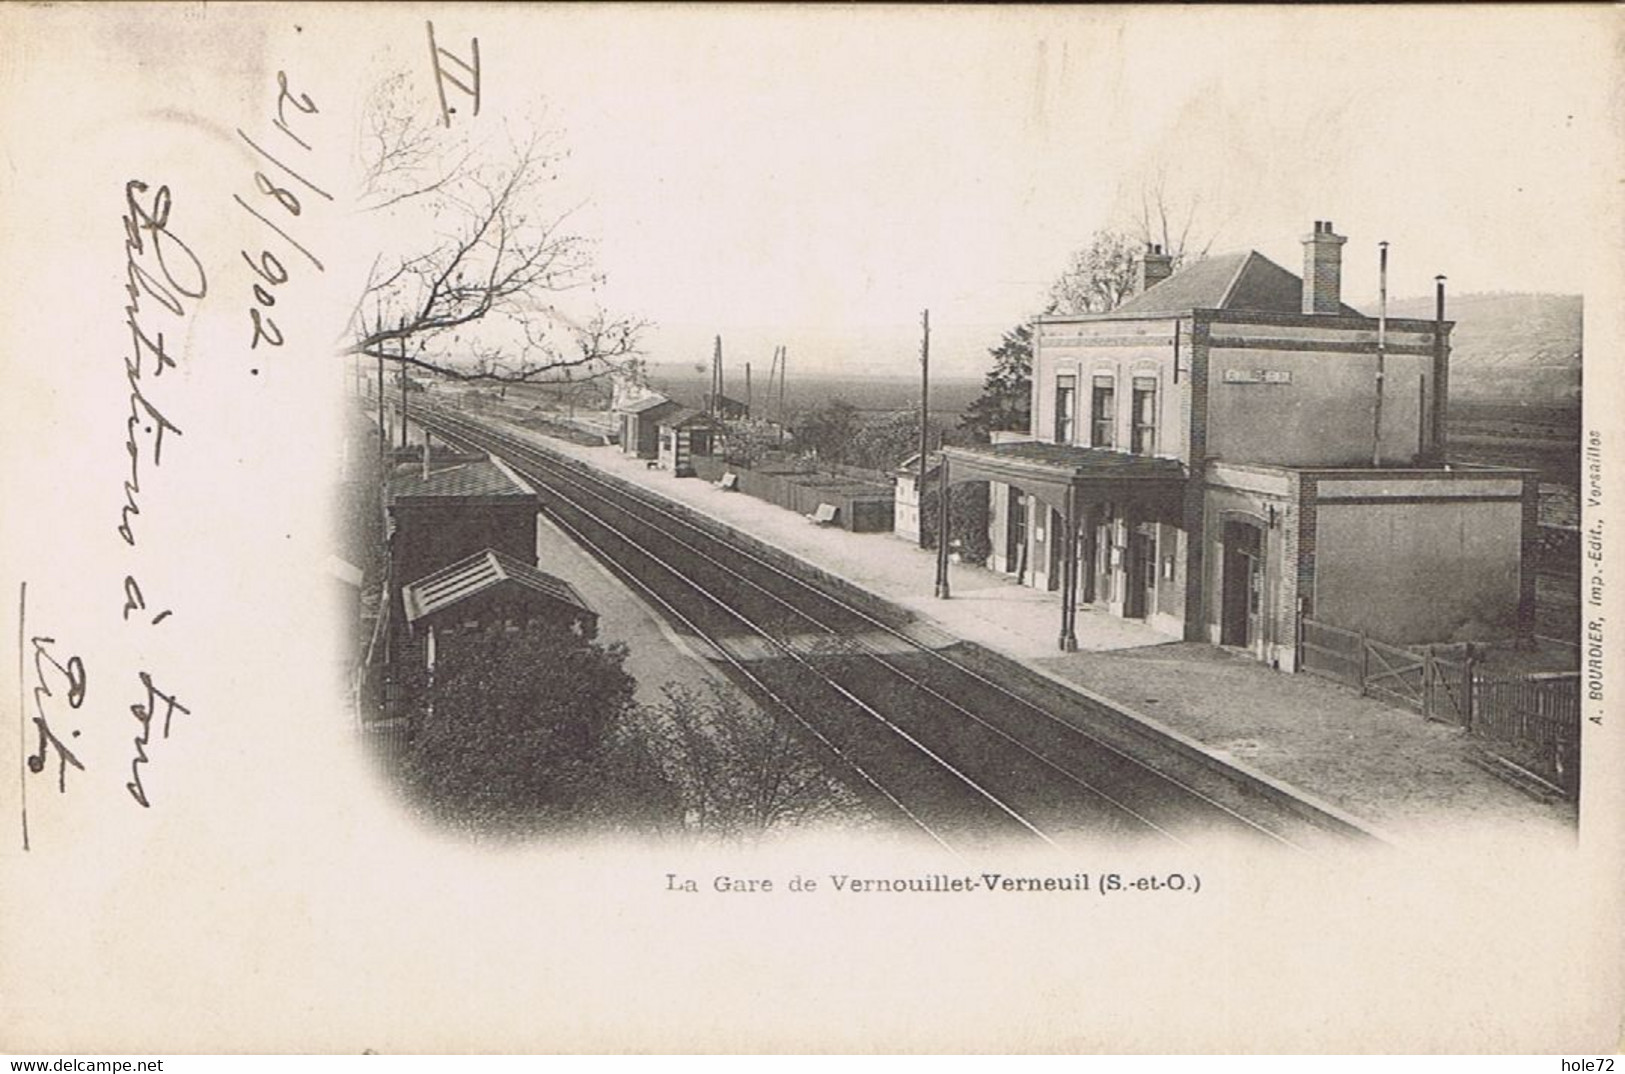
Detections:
942,442,1186,481
323,555,363,588
620,394,677,415
894,451,942,478
1105,250,1364,318
402,549,594,624
389,458,536,504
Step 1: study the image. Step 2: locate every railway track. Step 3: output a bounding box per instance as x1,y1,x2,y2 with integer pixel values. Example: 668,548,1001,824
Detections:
412,402,1358,853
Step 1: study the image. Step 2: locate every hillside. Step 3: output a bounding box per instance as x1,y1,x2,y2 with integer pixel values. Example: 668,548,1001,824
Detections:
1386,292,1581,404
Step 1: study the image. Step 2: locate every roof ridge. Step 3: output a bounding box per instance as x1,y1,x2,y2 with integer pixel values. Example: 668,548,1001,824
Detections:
489,550,592,611
405,548,498,589
1216,250,1262,309
402,547,594,622
488,455,537,496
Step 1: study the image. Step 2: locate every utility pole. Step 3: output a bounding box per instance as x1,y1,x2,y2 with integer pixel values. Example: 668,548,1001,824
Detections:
745,361,752,420
376,345,386,456
399,325,409,450
1372,242,1388,467
711,335,723,417
918,308,931,550
778,345,787,448
1433,275,1449,462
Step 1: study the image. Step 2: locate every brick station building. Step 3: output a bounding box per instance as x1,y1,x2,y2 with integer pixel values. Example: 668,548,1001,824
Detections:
938,221,1538,668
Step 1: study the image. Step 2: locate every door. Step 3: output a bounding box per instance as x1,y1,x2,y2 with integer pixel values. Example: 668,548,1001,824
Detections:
1126,528,1155,619
1220,521,1263,648
1006,489,1028,579
1047,508,1062,590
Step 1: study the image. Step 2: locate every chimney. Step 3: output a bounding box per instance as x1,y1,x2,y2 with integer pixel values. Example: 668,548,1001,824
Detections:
1432,275,1450,461
1301,220,1348,314
1135,243,1174,294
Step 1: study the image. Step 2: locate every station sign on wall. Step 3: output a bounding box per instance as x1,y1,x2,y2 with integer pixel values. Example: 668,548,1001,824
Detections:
1223,368,1293,385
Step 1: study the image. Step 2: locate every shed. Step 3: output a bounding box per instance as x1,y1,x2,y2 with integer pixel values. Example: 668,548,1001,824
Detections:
617,395,682,458
402,548,598,669
892,451,942,543
656,407,720,477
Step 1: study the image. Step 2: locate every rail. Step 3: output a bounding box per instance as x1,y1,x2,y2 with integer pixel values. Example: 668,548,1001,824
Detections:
420,402,1357,849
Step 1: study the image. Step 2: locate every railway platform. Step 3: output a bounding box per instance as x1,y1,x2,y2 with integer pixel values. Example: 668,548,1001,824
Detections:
430,402,1579,845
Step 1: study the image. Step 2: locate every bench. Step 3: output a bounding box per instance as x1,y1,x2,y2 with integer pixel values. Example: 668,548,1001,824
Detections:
806,503,840,527
715,472,739,491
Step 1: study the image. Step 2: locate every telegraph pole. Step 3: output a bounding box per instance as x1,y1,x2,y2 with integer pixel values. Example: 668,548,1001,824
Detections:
372,307,387,457
376,346,386,456
1372,242,1388,467
711,335,723,417
399,325,409,450
918,308,931,550
1433,275,1449,461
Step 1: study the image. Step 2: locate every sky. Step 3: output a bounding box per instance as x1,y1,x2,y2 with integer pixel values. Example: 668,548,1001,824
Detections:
0,7,1620,1048
476,5,1615,381
37,4,1607,387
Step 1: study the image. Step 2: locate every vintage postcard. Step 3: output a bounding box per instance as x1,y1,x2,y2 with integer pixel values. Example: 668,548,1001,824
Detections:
1,3,1620,1055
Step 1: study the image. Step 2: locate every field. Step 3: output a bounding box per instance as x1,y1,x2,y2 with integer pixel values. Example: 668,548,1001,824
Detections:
641,366,984,418
1448,400,1582,491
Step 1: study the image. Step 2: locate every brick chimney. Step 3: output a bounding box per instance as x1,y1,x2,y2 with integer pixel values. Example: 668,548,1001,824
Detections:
1135,243,1174,294
1301,220,1348,314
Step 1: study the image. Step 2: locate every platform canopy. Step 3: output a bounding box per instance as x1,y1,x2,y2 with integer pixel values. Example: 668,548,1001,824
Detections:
938,442,1186,518
934,442,1188,651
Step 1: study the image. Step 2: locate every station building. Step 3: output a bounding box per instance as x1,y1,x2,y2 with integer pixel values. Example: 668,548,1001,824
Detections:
939,221,1537,667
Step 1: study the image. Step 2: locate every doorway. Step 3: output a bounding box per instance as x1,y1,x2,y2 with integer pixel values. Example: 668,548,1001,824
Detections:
1126,527,1155,619
1006,488,1028,580
1220,520,1263,648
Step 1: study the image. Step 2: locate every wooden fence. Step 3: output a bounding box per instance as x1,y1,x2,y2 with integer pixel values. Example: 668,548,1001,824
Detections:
1299,616,1579,796
691,455,895,532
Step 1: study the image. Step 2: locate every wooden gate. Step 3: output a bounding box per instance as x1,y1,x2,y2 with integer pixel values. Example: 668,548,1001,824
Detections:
1298,615,1580,797
1300,617,1363,689
1424,653,1472,726
1363,637,1427,714
1300,617,1427,717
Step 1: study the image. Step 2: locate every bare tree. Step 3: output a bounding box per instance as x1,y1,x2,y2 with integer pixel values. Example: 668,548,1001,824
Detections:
1048,180,1220,315
634,683,849,839
346,76,646,384
1133,166,1218,269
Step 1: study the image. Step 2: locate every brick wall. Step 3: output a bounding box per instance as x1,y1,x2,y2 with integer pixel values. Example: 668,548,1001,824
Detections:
1180,315,1211,640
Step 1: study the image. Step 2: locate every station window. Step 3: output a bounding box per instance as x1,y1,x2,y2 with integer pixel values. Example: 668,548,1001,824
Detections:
1131,376,1158,455
1054,375,1076,443
1091,375,1116,448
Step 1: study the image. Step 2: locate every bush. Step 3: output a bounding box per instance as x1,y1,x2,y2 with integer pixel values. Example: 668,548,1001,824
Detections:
919,483,991,566
629,683,847,838
398,630,681,836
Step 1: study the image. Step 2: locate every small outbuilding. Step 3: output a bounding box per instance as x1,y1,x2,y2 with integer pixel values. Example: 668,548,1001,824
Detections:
616,395,683,459
892,451,941,544
656,407,720,477
401,548,598,671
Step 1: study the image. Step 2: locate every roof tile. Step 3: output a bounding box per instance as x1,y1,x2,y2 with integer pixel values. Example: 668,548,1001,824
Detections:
402,549,593,623
389,459,535,502
1109,250,1364,317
